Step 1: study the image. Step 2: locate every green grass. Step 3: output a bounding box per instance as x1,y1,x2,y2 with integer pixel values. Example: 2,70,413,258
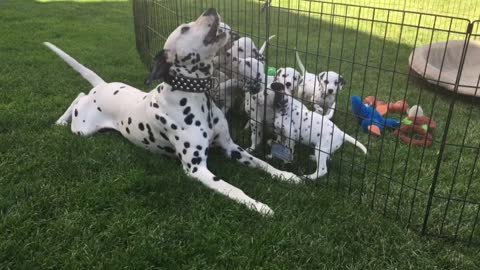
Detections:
1,0,480,268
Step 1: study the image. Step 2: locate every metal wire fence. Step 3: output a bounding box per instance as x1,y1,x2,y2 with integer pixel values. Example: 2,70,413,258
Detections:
133,0,480,244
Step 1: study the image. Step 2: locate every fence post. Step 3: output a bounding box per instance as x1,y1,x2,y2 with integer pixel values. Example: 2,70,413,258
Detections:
421,22,474,236
261,0,272,156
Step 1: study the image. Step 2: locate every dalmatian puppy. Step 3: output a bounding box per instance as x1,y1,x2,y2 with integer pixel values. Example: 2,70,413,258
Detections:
295,52,345,119
236,57,296,152
214,35,276,114
46,8,301,216
270,82,367,179
274,67,302,94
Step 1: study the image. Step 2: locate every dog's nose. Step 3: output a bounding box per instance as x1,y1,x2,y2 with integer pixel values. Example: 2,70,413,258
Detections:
203,8,217,17
286,82,292,88
328,89,334,94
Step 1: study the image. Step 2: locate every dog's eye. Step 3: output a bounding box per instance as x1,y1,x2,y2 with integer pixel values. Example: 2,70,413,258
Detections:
282,74,287,78
324,80,329,84
238,47,244,52
226,52,231,57
293,77,297,81
334,81,339,85
181,26,190,34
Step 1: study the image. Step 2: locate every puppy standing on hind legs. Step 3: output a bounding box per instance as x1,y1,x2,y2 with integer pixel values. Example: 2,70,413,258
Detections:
46,8,301,216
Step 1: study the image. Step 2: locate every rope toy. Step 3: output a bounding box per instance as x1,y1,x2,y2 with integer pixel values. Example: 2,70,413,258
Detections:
393,105,437,147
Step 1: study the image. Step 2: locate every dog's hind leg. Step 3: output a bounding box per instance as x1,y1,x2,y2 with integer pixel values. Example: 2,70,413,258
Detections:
305,142,330,180
56,92,86,126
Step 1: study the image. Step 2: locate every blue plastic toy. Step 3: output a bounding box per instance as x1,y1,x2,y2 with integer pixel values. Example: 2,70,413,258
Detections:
351,96,400,136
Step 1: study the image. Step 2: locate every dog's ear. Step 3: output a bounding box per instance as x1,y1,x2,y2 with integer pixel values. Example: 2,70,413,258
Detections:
338,75,346,88
145,49,172,85
319,72,326,80
276,69,282,77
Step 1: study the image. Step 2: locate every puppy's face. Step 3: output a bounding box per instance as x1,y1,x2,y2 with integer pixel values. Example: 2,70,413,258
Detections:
275,67,301,94
237,57,264,81
147,8,229,83
318,71,345,97
220,37,258,65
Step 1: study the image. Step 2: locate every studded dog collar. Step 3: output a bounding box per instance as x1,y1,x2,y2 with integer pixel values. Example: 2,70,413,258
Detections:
166,74,213,93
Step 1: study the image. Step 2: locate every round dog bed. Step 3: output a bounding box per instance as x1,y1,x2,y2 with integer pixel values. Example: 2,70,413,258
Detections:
409,40,480,97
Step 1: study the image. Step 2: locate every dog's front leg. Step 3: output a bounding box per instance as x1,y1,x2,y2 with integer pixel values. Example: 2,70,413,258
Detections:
174,138,273,215
246,119,263,152
215,131,301,183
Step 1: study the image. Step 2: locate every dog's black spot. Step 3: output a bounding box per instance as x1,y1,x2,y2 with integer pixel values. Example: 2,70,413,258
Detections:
213,134,219,140
181,53,192,62
237,146,244,152
213,117,219,124
243,161,250,165
159,116,167,125
83,120,85,123
156,145,163,150
199,64,211,75
249,157,253,160
192,167,198,173
190,65,198,73
183,106,191,115
171,124,177,130
142,138,150,144
153,103,159,108
138,123,145,131
191,157,202,165
183,149,187,155
231,150,242,160
93,91,96,94
195,120,201,126
196,145,202,150
126,127,130,134
121,121,123,125
232,57,237,62
120,85,126,89
164,147,175,153
193,151,199,157
245,61,251,67
93,100,96,103
187,163,191,168
149,134,155,143
155,114,160,120
128,117,132,124
74,109,78,117
114,90,119,95
97,107,102,112
205,147,209,156
175,135,179,140
160,132,169,141
213,176,220,181
202,132,207,138
178,153,182,159
77,132,81,135
180,98,187,106
184,142,190,148
201,105,205,112
194,53,200,64
184,114,194,125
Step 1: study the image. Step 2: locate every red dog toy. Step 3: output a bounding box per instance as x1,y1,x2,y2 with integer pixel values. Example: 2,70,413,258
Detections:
393,105,437,147
364,96,409,116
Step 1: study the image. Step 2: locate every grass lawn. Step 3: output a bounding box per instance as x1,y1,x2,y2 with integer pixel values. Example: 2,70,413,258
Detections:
1,0,480,268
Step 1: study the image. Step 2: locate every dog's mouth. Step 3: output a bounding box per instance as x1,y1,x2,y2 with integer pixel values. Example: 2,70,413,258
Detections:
203,9,225,46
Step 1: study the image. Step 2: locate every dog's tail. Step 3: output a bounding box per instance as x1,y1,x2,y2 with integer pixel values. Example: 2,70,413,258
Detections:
258,35,276,56
43,42,106,87
343,134,368,155
295,50,306,76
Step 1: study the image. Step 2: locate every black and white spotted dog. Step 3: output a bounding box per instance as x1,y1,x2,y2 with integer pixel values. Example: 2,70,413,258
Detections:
236,57,288,152
295,52,345,119
270,82,367,179
46,9,301,216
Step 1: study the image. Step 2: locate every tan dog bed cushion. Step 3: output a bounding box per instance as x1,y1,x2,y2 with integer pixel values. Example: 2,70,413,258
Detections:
409,40,480,97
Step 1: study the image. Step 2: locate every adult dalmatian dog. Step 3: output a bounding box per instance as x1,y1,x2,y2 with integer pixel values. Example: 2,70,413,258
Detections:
45,8,301,216
271,82,367,179
295,52,345,119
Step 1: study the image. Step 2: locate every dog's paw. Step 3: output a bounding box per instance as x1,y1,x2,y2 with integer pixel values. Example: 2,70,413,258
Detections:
278,171,303,184
251,202,274,217
55,119,69,126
